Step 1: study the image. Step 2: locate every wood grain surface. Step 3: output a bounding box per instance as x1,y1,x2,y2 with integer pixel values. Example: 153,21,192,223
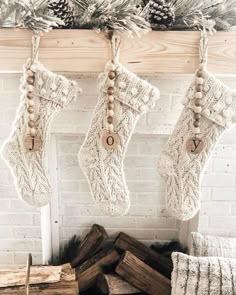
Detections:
0,29,236,74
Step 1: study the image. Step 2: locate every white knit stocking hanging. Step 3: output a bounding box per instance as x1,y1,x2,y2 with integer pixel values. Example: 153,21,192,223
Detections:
1,35,81,207
158,31,236,221
79,33,160,216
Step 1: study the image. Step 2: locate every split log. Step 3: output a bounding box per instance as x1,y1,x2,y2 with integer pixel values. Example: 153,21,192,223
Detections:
116,251,171,295
0,263,78,294
115,233,172,279
71,224,108,268
77,247,120,292
97,273,143,294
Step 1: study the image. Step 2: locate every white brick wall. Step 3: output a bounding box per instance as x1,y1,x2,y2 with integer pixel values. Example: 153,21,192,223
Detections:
0,72,235,268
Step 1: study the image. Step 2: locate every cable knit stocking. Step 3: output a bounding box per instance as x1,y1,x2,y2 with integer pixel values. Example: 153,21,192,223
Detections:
158,69,236,221
1,61,81,207
79,51,160,215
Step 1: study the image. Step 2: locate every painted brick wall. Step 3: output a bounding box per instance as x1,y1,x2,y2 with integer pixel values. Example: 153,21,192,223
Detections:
0,73,236,268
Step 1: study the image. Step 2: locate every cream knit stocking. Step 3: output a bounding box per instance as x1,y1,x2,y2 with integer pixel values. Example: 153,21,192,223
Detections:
79,35,160,216
158,33,236,221
1,37,81,207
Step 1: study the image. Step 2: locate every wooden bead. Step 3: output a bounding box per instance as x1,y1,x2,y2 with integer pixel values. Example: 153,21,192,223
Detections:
194,113,201,119
197,70,205,78
108,80,115,88
196,77,204,85
192,127,200,134
108,102,114,110
29,128,36,137
28,120,35,128
196,85,203,92
107,116,113,124
109,63,116,71
27,92,33,99
195,92,203,99
27,77,34,85
199,63,206,70
27,70,34,77
195,99,201,106
108,95,114,102
193,121,200,127
108,88,114,95
108,71,116,79
27,85,34,92
193,106,202,113
29,114,35,121
108,110,114,117
28,100,34,107
27,106,34,114
108,124,114,133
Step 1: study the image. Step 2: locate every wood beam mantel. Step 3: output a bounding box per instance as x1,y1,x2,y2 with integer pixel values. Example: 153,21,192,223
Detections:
0,29,236,74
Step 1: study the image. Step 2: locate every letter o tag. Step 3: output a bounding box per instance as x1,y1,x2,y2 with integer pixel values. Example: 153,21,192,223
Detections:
102,132,120,150
186,137,204,154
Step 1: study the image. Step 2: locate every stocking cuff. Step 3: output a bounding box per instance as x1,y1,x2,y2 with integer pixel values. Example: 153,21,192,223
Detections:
103,61,160,114
24,62,81,107
183,70,236,129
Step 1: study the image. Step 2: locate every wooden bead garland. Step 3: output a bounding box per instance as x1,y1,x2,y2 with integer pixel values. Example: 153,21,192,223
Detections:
24,67,42,152
186,62,206,154
102,62,120,150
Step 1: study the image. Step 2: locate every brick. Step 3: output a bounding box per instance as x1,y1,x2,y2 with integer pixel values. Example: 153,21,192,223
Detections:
127,206,157,217
213,144,236,158
14,252,42,265
0,227,13,238
60,192,94,204
136,192,165,205
124,156,159,169
63,204,103,217
200,202,231,216
59,166,85,180
136,217,176,229
213,158,236,173
127,180,164,192
209,216,236,228
0,252,14,264
59,180,90,192
0,240,35,251
0,214,33,225
154,230,179,240
58,142,80,154
202,174,234,187
13,227,41,239
62,216,101,227
212,188,236,201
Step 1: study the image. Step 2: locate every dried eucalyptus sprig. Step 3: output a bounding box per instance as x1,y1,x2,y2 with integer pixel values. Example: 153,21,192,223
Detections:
74,0,151,36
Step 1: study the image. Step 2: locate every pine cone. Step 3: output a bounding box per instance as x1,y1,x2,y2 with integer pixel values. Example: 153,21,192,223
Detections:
149,0,175,29
49,0,74,28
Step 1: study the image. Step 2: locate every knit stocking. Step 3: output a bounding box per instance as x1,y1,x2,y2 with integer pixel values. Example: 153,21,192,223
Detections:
1,61,81,207
79,36,160,216
158,68,236,221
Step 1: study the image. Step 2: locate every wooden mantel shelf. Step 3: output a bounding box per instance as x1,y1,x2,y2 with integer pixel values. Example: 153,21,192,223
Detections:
0,29,236,74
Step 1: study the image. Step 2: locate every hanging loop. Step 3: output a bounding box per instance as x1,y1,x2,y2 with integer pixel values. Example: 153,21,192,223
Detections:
31,34,41,66
25,253,32,295
199,29,208,65
110,31,121,64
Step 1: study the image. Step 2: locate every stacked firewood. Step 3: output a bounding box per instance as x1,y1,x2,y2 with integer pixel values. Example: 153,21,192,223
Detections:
0,224,185,294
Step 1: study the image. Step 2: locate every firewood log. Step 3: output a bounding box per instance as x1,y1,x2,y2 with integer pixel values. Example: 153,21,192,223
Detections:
0,263,78,294
71,224,108,268
77,247,120,292
97,273,143,294
116,251,171,295
115,233,172,279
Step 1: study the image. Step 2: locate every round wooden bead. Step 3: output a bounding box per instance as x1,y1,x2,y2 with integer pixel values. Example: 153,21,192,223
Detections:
28,114,35,121
196,77,204,85
195,92,203,99
108,110,114,117
195,99,201,106
107,116,113,124
194,121,200,127
108,102,114,110
109,63,116,71
108,124,114,133
108,95,114,102
108,88,114,95
193,106,202,113
199,63,206,70
28,100,34,107
192,127,200,134
29,128,36,137
27,106,34,114
27,85,34,92
194,113,201,119
27,92,33,99
27,77,34,85
27,70,34,77
196,85,203,92
108,71,116,79
108,80,115,88
28,120,35,128
197,70,205,78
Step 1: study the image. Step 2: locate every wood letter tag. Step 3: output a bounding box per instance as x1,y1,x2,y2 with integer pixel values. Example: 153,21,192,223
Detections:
186,137,204,154
102,132,120,150
24,136,42,152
